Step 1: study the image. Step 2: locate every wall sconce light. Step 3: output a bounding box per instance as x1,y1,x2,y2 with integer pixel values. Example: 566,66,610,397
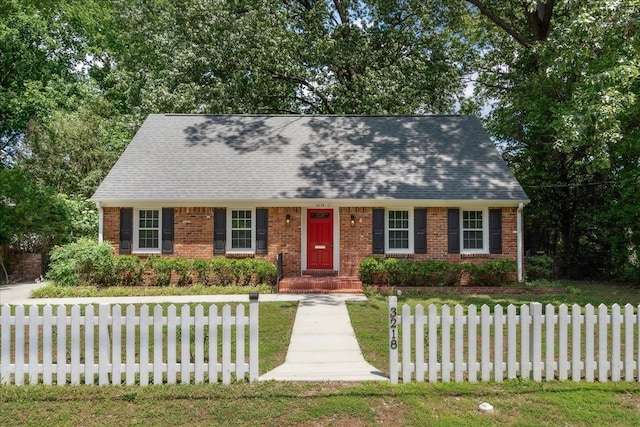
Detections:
285,214,291,226
350,214,356,226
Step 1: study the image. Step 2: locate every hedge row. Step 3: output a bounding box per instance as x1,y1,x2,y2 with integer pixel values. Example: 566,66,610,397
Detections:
47,239,277,287
359,257,516,286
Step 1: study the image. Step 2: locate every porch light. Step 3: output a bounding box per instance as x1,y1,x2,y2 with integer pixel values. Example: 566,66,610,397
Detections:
285,214,291,225
350,214,356,226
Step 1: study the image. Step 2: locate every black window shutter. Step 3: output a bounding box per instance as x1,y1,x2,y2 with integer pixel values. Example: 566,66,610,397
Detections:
119,208,133,254
489,209,503,254
447,208,460,254
162,208,174,254
372,208,385,254
256,208,268,254
414,208,427,254
214,208,226,254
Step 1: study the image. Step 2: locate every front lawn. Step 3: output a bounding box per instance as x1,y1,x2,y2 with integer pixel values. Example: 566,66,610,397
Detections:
2,380,640,426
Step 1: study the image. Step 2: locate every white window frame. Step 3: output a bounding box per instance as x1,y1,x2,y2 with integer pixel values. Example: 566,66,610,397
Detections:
460,208,489,254
133,208,162,253
227,208,256,253
385,208,414,254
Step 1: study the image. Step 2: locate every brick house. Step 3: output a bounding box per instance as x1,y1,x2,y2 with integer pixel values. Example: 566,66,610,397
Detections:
91,114,529,290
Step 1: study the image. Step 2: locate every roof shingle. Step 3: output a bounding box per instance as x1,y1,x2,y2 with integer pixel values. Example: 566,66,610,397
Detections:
91,114,528,203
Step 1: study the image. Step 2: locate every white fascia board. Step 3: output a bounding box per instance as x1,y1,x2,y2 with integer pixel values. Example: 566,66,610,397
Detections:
92,198,530,208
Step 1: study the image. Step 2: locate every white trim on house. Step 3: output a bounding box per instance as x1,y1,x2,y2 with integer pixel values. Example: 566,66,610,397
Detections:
226,208,256,253
93,198,528,209
133,208,162,254
460,207,489,254
385,208,414,254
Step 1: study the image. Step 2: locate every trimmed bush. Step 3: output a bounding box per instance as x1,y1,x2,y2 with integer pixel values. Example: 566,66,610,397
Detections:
146,256,174,287
467,259,517,285
359,257,515,286
113,255,144,286
47,239,115,286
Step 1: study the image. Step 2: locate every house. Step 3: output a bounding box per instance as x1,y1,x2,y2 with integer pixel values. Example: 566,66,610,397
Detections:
91,114,529,289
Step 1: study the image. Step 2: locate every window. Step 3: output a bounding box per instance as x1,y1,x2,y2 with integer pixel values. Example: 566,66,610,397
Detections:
386,209,413,253
135,209,160,252
462,209,487,252
229,209,254,251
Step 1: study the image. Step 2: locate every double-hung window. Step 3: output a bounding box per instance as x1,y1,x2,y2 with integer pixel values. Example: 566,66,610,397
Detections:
386,209,413,253
462,209,487,252
136,209,160,252
229,209,254,252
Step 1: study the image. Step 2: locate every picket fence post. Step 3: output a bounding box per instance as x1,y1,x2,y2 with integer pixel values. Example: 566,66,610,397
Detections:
389,296,398,384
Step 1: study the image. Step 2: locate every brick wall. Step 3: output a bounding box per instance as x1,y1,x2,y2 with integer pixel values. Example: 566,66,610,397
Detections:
267,207,301,276
8,252,43,281
101,205,520,278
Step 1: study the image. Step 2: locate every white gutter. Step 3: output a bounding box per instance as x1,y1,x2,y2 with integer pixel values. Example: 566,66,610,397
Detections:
96,202,104,244
517,202,524,282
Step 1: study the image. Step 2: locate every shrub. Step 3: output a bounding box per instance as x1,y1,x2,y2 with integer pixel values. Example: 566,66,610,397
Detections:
113,255,144,286
526,254,553,280
193,259,213,285
468,259,517,286
47,239,114,286
146,256,174,286
172,258,194,286
359,257,386,285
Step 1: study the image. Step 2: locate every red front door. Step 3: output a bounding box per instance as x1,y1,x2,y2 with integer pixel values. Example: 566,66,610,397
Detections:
307,209,333,270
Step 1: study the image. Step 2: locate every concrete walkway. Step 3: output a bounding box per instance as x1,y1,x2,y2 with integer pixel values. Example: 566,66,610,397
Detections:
260,295,387,382
1,282,388,382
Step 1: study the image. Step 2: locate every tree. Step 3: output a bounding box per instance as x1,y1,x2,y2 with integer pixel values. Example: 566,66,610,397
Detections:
463,0,640,278
0,168,70,282
96,0,465,116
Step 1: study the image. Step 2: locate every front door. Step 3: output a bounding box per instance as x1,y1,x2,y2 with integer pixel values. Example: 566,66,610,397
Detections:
307,209,333,270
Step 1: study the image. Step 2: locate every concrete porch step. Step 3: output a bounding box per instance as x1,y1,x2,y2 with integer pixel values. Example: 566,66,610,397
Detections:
278,276,364,294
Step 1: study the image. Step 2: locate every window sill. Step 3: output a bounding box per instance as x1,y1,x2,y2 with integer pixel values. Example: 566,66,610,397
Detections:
225,252,255,258
460,253,491,259
132,250,161,255
385,253,414,259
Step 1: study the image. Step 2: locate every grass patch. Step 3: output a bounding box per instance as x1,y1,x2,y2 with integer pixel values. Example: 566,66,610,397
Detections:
31,284,274,298
1,381,639,426
348,280,640,377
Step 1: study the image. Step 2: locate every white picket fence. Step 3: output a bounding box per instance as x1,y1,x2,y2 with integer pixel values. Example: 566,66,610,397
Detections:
389,296,640,384
0,301,259,385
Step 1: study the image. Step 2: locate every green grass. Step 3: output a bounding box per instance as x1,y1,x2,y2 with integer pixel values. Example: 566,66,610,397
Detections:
4,280,640,425
1,381,639,426
349,281,640,378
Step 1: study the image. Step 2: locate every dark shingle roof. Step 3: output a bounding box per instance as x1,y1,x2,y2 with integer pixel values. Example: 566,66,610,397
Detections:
91,114,528,203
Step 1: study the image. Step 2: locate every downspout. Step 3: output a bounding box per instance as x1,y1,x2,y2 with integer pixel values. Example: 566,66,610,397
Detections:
517,202,524,282
96,202,104,244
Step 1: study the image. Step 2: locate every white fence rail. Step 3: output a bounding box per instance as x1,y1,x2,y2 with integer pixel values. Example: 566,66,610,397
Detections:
1,300,259,385
389,296,640,384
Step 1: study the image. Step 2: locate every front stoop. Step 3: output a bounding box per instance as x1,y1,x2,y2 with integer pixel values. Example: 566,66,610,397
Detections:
278,276,364,294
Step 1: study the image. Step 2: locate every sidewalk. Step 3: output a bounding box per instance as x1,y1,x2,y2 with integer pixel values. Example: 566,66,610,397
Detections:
260,295,388,382
1,282,388,382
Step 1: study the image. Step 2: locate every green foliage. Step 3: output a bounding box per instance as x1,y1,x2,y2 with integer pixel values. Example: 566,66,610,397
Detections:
47,238,114,286
360,257,474,287
146,256,174,287
526,255,554,280
0,168,70,252
466,259,517,286
113,255,144,287
192,258,276,286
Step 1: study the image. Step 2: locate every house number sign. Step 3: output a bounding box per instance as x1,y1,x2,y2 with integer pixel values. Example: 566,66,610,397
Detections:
389,307,398,350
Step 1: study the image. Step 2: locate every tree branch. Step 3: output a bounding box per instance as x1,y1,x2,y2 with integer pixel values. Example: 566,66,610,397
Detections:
466,0,534,48
268,72,334,114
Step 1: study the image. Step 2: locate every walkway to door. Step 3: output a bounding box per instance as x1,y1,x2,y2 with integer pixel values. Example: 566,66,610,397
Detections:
259,294,387,382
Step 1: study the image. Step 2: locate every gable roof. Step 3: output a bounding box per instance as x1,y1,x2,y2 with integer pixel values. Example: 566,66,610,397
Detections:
92,114,528,206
